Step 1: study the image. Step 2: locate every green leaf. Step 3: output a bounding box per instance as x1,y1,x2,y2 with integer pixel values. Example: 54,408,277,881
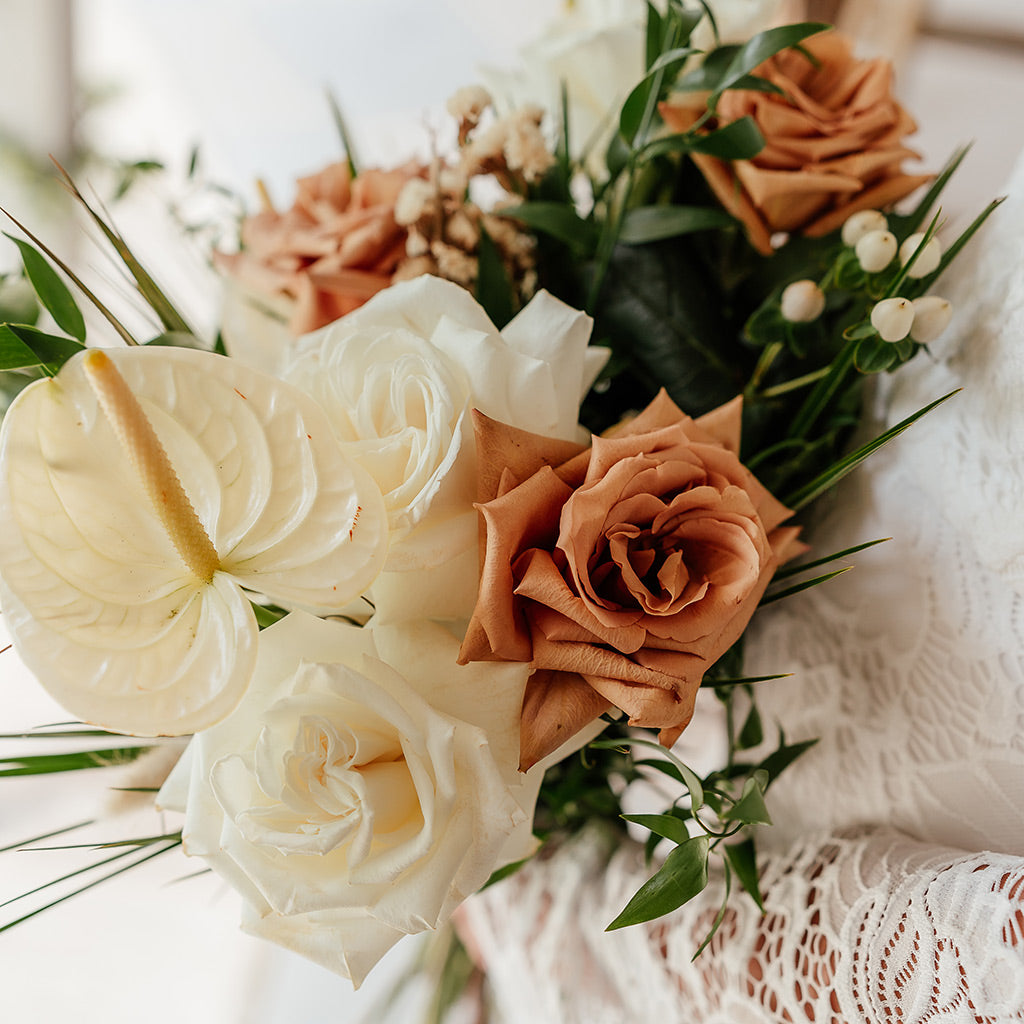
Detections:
675,45,783,96
724,771,772,825
760,566,852,605
711,23,831,103
784,389,959,511
756,735,818,786
724,838,764,912
737,701,764,749
701,672,791,689
499,201,599,250
0,323,84,374
618,205,734,244
474,225,517,329
591,735,704,811
0,275,39,325
622,812,693,846
250,601,288,629
889,145,970,237
606,835,710,930
0,746,151,777
52,163,193,337
692,860,731,959
619,46,698,145
4,233,86,343
773,537,890,580
326,88,360,178
0,206,138,346
685,116,764,159
645,2,665,70
854,335,897,373
144,331,208,349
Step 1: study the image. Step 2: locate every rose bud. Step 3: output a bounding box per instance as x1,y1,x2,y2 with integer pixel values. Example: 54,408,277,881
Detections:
910,295,953,343
780,279,826,323
899,232,942,277
856,229,898,273
841,209,887,247
871,296,915,342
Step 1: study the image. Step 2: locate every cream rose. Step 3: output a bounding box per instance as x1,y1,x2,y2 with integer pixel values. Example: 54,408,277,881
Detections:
282,275,607,622
168,612,537,987
484,0,785,176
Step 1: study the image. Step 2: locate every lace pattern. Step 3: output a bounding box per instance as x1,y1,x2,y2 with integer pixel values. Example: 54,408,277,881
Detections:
463,828,1024,1023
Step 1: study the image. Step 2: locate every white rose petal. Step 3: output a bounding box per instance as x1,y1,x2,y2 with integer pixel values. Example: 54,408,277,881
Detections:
283,275,606,622
177,612,533,987
0,347,387,735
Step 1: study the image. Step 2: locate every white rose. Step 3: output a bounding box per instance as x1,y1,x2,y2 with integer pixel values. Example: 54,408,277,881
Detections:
484,0,785,177
282,275,607,622
168,612,537,987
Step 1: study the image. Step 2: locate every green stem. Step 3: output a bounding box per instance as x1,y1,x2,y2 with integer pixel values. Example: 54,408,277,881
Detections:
787,336,857,439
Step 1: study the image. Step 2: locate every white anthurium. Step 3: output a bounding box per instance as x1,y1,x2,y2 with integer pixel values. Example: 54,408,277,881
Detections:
282,275,607,623
162,612,540,988
0,346,388,737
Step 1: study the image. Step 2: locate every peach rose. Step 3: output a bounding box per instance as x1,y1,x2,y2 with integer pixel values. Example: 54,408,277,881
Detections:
458,390,802,769
217,161,425,335
661,31,930,254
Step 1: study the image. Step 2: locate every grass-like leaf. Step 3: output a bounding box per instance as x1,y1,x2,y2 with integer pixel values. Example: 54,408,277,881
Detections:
784,390,958,511
52,161,193,337
606,835,710,930
0,820,94,855
773,537,890,580
0,838,181,934
701,673,792,689
760,566,851,606
0,205,138,345
4,233,86,342
0,745,152,777
889,145,970,237
325,88,360,178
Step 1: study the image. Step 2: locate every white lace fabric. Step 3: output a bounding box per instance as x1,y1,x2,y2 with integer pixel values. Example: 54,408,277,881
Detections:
463,155,1024,1021
462,827,1024,1023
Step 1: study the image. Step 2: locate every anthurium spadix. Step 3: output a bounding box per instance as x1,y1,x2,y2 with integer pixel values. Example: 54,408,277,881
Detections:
0,346,388,736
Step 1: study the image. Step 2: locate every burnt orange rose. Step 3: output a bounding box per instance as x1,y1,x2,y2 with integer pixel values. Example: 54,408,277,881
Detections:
458,391,802,769
216,161,425,335
661,31,930,255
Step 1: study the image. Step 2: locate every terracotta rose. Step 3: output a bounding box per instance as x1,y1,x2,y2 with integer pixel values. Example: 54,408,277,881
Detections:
661,31,930,254
217,161,425,335
458,390,803,769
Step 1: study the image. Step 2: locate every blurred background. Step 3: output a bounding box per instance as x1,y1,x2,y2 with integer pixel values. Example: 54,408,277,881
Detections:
0,1,1022,1020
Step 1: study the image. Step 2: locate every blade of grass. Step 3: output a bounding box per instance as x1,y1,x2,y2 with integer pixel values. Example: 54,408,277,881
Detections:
760,567,851,606
0,820,95,854
772,537,890,580
0,838,181,934
784,390,958,511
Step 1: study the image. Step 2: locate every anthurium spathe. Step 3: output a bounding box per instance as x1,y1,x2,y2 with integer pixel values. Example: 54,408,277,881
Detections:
0,346,388,736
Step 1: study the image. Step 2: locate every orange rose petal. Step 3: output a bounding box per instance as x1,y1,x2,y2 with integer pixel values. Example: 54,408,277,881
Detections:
459,468,573,665
693,394,742,454
690,154,774,255
519,669,611,771
804,172,932,238
472,410,586,504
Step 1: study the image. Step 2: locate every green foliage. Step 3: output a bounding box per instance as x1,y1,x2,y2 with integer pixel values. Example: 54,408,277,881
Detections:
606,835,710,929
0,323,84,375
3,233,85,342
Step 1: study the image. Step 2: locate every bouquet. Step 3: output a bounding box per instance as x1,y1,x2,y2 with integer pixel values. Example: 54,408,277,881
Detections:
0,0,998,1007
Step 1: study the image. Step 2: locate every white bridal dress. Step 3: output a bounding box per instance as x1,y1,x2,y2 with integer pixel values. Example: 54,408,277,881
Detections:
460,152,1024,1023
